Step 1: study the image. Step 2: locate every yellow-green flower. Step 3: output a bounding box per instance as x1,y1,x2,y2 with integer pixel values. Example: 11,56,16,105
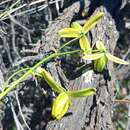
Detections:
35,67,66,93
83,40,129,72
52,92,71,120
93,40,108,72
36,67,96,119
59,12,105,53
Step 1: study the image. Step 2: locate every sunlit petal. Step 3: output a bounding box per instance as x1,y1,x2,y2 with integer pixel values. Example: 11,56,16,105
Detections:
67,88,96,97
52,92,71,120
83,12,105,33
36,67,66,93
71,22,82,30
83,53,104,60
59,28,80,38
106,53,129,65
79,36,91,52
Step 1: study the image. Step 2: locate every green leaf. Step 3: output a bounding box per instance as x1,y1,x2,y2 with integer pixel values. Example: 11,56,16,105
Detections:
59,28,80,38
36,67,66,93
67,88,96,97
95,40,106,51
83,12,105,33
82,53,104,60
79,35,91,52
71,22,82,30
106,53,129,65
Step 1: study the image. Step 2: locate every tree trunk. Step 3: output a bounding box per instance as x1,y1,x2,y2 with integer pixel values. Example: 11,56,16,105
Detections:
44,1,119,130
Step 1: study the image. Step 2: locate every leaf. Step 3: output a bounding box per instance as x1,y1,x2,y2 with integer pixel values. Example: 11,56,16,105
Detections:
83,12,105,33
79,35,91,52
71,22,82,30
106,53,129,65
36,67,66,93
67,88,96,97
59,28,80,38
82,53,104,60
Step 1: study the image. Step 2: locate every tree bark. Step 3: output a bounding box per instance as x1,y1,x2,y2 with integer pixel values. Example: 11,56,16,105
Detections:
44,1,119,130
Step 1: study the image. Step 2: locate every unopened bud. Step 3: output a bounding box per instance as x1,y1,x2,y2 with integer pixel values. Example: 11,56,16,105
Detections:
94,40,107,72
52,92,71,120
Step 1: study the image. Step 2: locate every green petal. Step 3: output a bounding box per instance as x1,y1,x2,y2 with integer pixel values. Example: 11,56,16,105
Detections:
59,28,80,38
94,55,108,72
95,40,106,51
82,53,104,60
79,36,91,52
52,92,71,120
36,67,66,93
67,88,96,97
106,53,129,65
83,12,105,33
71,22,82,30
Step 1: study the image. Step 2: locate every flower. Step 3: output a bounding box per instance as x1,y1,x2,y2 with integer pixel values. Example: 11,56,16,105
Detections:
59,12,105,53
52,92,71,120
83,40,129,72
51,87,96,120
93,40,108,72
35,67,66,93
36,67,96,119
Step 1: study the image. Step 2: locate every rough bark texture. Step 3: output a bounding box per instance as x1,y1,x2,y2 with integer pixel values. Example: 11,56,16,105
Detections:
43,1,119,130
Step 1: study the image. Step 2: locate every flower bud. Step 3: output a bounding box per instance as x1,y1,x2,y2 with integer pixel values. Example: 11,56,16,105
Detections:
94,55,108,72
35,67,65,93
52,92,71,120
94,40,108,72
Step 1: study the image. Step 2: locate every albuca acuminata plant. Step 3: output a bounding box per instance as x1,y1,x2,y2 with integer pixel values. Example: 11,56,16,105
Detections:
0,12,129,120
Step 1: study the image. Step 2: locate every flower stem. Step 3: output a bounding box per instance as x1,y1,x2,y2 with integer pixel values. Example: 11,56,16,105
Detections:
58,37,79,51
0,50,80,100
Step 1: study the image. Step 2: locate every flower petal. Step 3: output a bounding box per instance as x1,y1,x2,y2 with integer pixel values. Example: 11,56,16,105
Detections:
94,55,108,72
95,40,106,51
82,53,104,60
67,88,96,97
79,36,91,52
71,22,82,30
83,12,105,33
52,92,71,120
106,53,129,65
59,28,80,38
36,67,66,93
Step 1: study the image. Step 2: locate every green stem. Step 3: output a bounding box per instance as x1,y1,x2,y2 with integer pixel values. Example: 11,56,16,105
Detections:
0,50,80,100
4,67,30,87
58,37,79,51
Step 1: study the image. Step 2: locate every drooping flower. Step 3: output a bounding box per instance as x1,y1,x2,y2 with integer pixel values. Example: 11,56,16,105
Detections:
35,67,96,119
36,67,66,93
52,92,71,120
83,40,129,72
